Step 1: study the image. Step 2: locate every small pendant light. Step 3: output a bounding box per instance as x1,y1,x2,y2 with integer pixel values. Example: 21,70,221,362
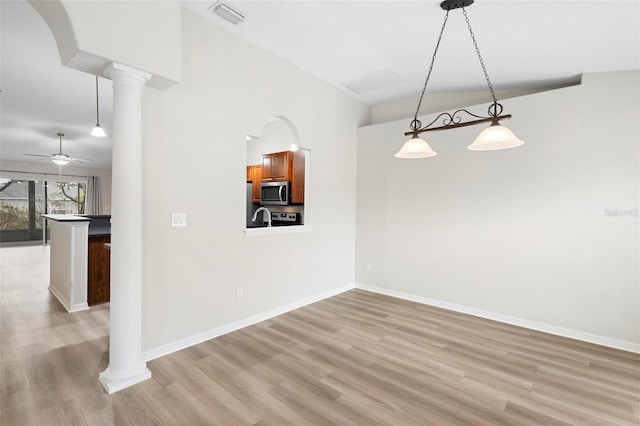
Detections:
91,76,106,137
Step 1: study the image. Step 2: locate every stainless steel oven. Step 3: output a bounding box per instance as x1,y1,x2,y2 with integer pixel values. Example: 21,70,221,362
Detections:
260,181,290,205
271,211,302,226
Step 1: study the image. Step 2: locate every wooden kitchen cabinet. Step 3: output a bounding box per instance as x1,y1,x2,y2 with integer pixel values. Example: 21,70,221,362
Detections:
246,164,262,203
260,150,305,204
261,151,292,182
291,150,305,204
88,236,110,306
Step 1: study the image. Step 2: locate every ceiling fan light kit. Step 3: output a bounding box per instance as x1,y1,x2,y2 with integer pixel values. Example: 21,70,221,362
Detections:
396,0,524,159
52,155,70,166
91,76,106,137
23,132,93,166
53,133,70,165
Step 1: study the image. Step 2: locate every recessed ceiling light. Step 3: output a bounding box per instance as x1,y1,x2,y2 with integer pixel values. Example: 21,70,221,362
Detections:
209,1,246,25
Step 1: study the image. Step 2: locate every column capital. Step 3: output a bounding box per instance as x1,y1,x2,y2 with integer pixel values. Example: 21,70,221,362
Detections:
104,62,152,85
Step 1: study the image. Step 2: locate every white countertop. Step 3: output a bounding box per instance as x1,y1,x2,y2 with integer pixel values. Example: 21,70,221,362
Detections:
244,225,312,236
41,214,91,222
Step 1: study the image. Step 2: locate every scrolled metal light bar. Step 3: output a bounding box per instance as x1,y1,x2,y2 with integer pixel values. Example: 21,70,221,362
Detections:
404,109,512,136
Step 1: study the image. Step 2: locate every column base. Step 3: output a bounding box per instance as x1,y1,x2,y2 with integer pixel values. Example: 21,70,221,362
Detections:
99,364,151,394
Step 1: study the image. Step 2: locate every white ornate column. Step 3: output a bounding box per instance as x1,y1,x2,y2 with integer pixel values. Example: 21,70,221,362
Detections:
99,63,151,394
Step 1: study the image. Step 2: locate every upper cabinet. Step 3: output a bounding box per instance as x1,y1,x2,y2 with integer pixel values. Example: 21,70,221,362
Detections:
260,150,305,204
246,164,262,204
261,151,292,182
291,151,305,204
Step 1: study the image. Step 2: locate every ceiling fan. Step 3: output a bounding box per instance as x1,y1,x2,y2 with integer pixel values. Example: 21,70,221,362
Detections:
23,133,93,165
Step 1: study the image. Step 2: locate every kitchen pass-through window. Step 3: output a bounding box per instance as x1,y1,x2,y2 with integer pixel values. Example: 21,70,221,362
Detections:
245,116,310,234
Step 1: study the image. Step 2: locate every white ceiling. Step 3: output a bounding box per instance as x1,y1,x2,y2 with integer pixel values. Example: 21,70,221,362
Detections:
1,0,114,169
1,0,639,169
185,0,640,104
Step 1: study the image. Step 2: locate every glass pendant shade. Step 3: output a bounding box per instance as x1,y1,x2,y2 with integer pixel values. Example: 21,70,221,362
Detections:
91,124,106,137
289,141,299,152
468,122,524,151
395,135,438,159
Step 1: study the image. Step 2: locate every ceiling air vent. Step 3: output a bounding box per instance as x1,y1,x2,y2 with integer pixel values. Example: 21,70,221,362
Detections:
343,69,405,95
209,1,246,25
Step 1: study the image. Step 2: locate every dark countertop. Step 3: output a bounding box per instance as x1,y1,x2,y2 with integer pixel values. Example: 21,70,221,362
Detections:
89,227,111,237
86,215,111,236
81,214,112,219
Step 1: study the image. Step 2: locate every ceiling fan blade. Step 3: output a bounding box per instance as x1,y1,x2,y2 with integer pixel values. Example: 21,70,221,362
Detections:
23,153,52,158
68,157,94,163
24,153,94,163
24,134,95,164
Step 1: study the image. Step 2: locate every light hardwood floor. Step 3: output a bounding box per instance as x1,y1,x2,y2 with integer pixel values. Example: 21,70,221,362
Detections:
1,245,638,425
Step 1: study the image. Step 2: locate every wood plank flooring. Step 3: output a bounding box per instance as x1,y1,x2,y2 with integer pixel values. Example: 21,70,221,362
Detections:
1,245,638,425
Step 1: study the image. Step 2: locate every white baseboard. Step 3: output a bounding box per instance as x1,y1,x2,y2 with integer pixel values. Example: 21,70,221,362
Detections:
48,286,89,313
69,302,89,312
142,283,356,362
355,283,640,354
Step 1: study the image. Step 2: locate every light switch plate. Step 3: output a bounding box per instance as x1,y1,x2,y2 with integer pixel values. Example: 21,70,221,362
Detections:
171,213,187,227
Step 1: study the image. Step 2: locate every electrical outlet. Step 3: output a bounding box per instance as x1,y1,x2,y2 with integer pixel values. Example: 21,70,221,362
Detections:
236,287,244,299
365,261,372,271
171,213,187,227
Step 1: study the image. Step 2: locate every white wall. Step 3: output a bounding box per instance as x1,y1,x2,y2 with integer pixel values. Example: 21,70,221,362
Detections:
247,119,296,165
140,9,370,351
370,87,570,125
356,71,639,349
0,160,112,213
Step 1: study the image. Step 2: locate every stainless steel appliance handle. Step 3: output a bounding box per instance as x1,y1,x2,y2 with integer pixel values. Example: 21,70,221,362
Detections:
279,185,284,201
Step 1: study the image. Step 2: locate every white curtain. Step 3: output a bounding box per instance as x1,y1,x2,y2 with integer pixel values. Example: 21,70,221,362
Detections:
85,176,102,214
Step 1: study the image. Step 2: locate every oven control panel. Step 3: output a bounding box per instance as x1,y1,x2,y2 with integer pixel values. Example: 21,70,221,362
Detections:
271,212,299,222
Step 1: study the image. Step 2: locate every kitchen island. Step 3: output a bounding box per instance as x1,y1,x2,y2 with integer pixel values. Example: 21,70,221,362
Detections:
42,214,111,312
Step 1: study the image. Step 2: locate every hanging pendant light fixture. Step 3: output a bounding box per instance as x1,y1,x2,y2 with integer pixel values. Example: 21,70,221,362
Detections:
90,76,106,137
395,0,523,159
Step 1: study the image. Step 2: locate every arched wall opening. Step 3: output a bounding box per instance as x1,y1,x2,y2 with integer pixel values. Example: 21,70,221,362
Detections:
246,115,310,229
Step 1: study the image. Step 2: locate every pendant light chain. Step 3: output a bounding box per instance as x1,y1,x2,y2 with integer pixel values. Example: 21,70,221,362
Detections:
411,9,450,130
462,7,498,110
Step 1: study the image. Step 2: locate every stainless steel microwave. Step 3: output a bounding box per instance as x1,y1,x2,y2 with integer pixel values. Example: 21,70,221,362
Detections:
260,181,290,205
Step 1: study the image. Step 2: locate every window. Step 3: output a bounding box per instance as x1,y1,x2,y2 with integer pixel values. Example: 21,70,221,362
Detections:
46,181,86,215
0,177,86,243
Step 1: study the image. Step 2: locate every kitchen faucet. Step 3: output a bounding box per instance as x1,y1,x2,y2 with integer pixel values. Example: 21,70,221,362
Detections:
251,207,272,227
